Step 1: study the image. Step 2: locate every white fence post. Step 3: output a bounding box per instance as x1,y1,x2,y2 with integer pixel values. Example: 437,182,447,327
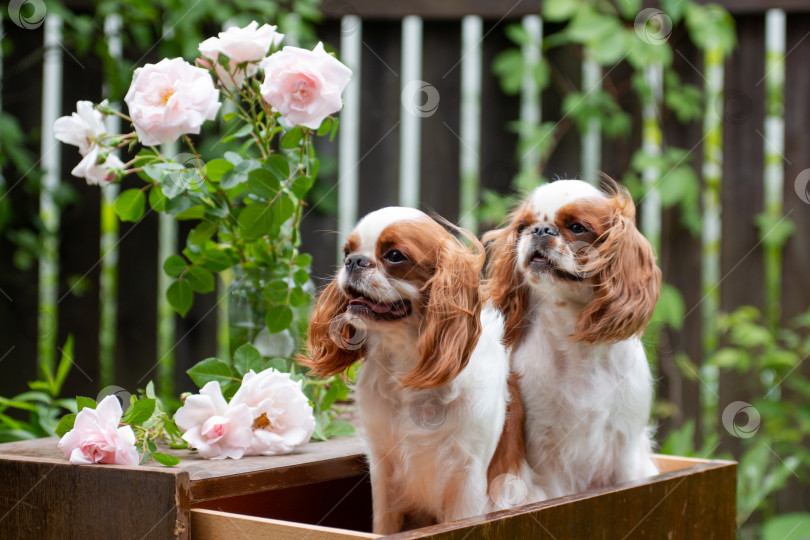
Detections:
399,16,423,209
459,16,482,233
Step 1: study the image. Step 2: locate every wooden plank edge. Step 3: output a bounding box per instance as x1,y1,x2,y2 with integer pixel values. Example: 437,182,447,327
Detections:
191,508,381,540
383,459,737,539
189,454,369,503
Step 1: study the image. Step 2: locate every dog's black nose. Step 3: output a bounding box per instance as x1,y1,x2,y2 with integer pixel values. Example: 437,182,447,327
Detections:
532,225,558,237
345,254,371,273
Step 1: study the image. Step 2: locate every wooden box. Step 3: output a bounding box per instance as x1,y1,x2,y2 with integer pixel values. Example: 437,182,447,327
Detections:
0,436,736,539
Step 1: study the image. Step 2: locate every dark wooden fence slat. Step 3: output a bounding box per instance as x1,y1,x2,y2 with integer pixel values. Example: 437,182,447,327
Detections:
419,21,462,222
357,21,402,215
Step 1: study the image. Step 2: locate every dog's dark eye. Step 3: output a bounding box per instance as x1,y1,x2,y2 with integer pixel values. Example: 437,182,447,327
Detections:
568,222,588,234
516,222,528,234
385,250,407,263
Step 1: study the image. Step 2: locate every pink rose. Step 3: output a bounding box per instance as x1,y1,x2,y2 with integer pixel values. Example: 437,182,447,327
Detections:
230,369,315,456
199,21,284,87
259,42,352,129
174,381,253,460
54,100,125,185
57,395,139,466
124,58,221,146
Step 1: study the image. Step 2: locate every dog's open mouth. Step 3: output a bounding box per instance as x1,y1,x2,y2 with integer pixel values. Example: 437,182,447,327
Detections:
346,286,412,320
528,250,583,282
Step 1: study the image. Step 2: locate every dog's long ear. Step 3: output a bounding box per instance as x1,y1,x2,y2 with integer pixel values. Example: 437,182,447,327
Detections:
483,210,531,348
573,184,661,343
301,279,363,377
400,228,484,389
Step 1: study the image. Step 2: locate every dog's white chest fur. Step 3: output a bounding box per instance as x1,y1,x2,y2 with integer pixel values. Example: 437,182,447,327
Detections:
512,306,657,498
355,308,509,526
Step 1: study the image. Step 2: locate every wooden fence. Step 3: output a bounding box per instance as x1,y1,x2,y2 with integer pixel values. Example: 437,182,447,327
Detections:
1,0,809,486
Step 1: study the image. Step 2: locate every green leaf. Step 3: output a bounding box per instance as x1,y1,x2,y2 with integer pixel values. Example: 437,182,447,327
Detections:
149,184,168,212
289,286,310,307
145,381,156,399
505,23,531,46
163,255,187,278
238,203,274,240
121,398,156,425
54,414,76,437
185,266,215,294
167,279,193,317
317,117,333,136
650,283,686,330
280,126,304,149
151,452,181,467
292,269,309,287
224,151,243,165
248,168,281,199
324,420,355,438
265,305,293,334
264,279,289,302
272,195,296,228
199,249,232,272
290,175,314,199
221,159,261,189
189,221,217,246
266,154,290,180
54,335,74,396
543,0,580,21
186,358,234,388
233,344,262,376
295,253,312,268
204,158,234,182
114,189,146,222
76,396,97,412
763,513,810,540
492,49,524,95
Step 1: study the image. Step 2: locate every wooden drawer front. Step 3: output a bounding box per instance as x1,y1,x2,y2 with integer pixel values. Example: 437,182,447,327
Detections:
191,509,379,540
190,456,736,539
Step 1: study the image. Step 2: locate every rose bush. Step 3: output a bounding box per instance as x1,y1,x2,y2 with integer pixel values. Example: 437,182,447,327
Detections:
53,21,354,466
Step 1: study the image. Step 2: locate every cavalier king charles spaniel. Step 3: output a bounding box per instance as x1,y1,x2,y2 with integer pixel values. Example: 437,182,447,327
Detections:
484,179,661,498
304,207,535,534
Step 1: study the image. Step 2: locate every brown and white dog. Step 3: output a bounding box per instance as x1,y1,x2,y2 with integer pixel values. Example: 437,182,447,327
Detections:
484,179,661,498
305,207,536,534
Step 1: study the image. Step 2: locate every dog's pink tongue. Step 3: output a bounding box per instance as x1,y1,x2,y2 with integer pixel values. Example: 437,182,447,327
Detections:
350,297,391,313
